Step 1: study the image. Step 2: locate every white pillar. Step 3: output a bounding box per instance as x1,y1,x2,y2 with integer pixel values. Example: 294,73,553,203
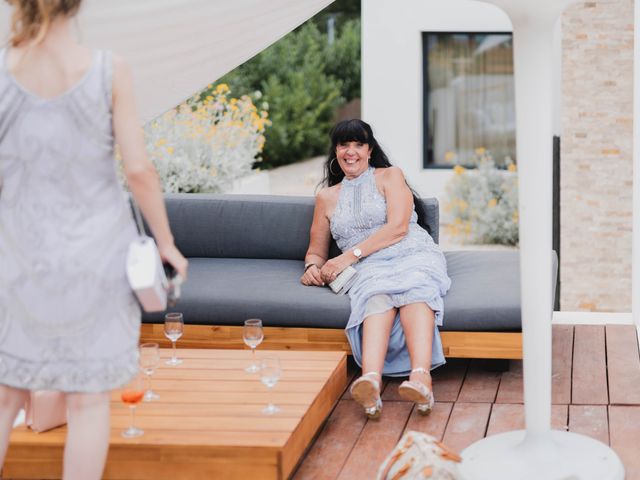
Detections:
459,1,625,478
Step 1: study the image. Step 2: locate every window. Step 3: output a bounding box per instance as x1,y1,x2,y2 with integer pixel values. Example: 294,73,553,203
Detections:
422,32,516,168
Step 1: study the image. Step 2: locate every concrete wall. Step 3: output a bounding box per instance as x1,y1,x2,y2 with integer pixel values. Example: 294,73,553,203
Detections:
560,0,634,312
361,0,511,201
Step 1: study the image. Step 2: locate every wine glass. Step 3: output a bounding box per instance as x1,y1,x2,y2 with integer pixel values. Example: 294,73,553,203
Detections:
139,343,160,401
164,312,184,366
260,356,282,415
121,373,145,438
243,318,264,373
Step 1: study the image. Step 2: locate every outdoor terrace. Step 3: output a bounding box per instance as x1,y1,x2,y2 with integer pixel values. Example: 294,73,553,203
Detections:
294,324,640,479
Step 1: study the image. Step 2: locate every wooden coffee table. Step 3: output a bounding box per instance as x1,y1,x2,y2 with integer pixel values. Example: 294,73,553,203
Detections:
4,349,347,479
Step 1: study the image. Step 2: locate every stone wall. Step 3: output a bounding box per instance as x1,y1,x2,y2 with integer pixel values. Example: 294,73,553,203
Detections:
561,0,634,311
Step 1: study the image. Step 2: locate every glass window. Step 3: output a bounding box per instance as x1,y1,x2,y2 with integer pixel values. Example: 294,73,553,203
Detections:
422,32,516,168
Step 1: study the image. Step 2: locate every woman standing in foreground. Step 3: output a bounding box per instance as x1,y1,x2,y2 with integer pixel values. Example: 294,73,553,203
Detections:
0,1,188,478
301,119,450,419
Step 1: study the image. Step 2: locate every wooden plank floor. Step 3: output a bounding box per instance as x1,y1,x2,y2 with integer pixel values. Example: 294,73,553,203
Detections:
293,325,640,480
5,349,347,480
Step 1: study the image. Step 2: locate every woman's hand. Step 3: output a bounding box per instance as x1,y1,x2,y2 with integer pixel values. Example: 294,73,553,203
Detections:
301,264,324,286
159,243,189,280
320,255,353,284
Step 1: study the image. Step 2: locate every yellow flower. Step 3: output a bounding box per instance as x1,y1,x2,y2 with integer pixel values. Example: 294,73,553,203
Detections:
444,151,456,162
156,138,167,146
507,163,517,173
512,211,519,223
488,198,498,208
475,147,486,155
453,165,466,175
215,83,229,94
166,146,174,155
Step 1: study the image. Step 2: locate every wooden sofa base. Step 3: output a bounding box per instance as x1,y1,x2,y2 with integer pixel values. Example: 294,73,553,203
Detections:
140,324,522,360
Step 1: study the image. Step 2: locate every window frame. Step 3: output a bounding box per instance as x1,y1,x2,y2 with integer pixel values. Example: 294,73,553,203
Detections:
421,30,514,170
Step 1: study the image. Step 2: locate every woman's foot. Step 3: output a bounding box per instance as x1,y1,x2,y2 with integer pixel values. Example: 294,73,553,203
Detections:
350,372,383,420
398,367,434,415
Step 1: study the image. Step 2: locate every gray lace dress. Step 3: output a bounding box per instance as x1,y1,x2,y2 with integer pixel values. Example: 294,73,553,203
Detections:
330,167,451,376
0,49,140,392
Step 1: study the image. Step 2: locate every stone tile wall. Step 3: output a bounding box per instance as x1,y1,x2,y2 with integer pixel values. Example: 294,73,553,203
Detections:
561,0,633,311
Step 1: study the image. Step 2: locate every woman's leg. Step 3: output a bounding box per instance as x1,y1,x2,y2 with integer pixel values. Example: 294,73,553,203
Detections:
399,302,436,388
361,307,397,381
63,391,111,480
0,385,29,467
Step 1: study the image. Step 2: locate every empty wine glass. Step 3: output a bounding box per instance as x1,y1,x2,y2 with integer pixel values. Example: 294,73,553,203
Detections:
139,342,160,401
243,318,264,373
260,356,281,415
164,312,184,366
121,373,145,438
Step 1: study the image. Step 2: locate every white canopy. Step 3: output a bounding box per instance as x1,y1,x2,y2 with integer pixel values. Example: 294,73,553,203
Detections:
0,0,333,123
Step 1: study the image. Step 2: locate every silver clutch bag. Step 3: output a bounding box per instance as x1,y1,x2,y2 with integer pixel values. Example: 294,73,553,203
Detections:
329,266,358,295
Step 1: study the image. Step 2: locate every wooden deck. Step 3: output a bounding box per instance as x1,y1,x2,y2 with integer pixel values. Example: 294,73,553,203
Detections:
293,325,640,480
4,349,347,480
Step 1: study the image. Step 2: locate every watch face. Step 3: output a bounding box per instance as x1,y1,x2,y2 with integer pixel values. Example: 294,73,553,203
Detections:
354,248,362,258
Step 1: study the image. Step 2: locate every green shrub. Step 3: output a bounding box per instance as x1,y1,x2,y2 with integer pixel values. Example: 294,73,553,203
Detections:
325,19,361,101
202,19,360,168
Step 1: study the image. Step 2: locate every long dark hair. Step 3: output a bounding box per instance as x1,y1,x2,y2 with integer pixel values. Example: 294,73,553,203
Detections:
322,119,431,233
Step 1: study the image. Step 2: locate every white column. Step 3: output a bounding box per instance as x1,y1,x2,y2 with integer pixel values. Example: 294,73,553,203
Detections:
513,19,554,437
459,1,625,478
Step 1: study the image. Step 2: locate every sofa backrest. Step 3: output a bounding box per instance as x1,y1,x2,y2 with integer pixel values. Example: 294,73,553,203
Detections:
164,194,440,260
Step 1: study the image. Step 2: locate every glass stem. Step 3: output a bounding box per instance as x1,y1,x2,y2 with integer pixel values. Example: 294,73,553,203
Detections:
130,405,136,430
172,340,177,361
269,385,274,408
146,373,152,392
252,347,256,365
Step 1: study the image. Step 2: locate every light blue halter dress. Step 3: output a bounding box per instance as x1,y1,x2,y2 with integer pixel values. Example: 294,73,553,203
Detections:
0,49,140,393
330,167,451,376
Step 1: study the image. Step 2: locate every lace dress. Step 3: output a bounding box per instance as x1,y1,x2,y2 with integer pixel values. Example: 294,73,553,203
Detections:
330,167,451,376
0,49,140,392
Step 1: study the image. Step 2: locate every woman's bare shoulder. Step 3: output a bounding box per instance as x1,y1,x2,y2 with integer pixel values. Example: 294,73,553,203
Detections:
378,165,405,181
316,184,340,202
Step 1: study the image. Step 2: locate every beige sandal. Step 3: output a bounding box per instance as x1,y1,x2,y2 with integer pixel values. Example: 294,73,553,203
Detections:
350,372,383,420
398,367,434,415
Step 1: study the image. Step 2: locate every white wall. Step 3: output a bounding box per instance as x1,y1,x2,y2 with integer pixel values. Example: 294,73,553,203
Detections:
361,0,511,204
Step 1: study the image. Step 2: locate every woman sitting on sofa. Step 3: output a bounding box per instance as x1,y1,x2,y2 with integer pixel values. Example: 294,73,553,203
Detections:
300,119,450,419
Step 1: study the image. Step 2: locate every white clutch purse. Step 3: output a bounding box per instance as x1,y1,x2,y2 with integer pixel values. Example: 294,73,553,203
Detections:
126,201,168,312
329,266,358,295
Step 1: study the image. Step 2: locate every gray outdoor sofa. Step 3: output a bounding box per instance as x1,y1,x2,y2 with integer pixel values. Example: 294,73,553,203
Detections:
140,194,549,359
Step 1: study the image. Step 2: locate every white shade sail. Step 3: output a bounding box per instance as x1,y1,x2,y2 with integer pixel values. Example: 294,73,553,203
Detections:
0,0,333,123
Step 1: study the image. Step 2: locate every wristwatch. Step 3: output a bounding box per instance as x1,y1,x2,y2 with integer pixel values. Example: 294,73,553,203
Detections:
352,247,363,261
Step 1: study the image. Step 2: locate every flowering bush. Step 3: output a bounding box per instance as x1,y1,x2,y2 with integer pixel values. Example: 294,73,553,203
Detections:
445,149,519,245
143,84,270,193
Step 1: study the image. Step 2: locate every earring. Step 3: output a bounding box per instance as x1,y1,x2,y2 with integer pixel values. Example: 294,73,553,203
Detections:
329,157,341,176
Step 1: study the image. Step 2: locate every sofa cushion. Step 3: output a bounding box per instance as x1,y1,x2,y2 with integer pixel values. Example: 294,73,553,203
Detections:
442,250,558,331
164,194,441,260
442,251,520,331
165,195,314,260
143,257,352,328
144,249,560,332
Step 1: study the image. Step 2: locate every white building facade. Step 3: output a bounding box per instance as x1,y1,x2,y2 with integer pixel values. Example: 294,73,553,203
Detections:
362,0,634,312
